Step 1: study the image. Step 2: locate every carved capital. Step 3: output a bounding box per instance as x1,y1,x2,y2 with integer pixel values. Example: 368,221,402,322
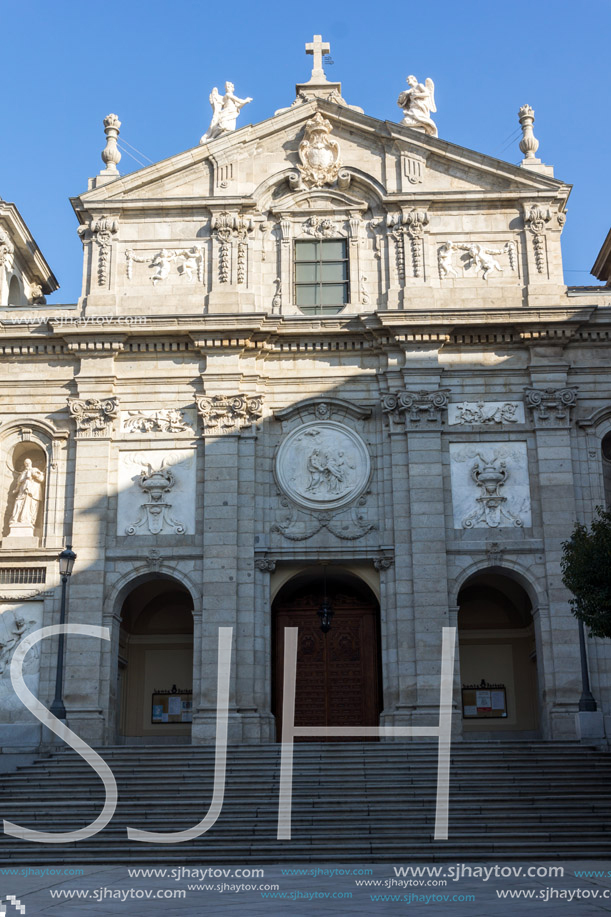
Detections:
196,394,263,435
524,387,578,426
382,389,449,427
67,397,119,438
78,215,119,285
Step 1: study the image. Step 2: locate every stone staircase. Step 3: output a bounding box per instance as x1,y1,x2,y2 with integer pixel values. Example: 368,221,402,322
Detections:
1,742,610,863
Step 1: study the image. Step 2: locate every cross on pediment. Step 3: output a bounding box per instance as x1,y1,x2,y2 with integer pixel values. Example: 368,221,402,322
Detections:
305,34,330,82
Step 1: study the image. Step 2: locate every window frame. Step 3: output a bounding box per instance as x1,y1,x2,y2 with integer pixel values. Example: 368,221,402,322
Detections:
294,238,350,315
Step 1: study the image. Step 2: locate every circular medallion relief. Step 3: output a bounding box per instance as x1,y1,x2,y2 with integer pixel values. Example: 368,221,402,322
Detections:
275,421,371,511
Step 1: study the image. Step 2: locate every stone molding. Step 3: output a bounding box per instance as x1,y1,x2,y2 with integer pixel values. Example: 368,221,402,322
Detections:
196,394,263,435
67,397,119,438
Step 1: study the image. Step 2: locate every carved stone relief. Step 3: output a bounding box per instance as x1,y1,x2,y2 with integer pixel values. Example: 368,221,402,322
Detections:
275,421,371,513
122,409,195,435
448,402,525,426
387,210,429,279
0,603,43,727
68,397,119,438
117,450,195,536
196,394,263,435
297,112,342,188
125,247,204,285
438,241,517,280
450,442,532,529
302,216,344,238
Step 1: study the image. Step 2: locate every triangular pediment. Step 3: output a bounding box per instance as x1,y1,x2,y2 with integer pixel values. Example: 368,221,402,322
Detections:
72,99,568,218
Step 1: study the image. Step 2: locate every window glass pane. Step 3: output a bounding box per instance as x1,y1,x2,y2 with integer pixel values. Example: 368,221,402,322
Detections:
321,240,346,260
320,283,347,305
296,284,319,306
320,305,344,315
321,262,347,282
295,263,319,283
295,241,319,260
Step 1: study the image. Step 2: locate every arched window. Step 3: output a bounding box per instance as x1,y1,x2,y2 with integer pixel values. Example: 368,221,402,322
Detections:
7,275,21,306
602,432,611,508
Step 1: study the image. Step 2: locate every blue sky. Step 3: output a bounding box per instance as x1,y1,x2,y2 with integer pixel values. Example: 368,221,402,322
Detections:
2,0,609,301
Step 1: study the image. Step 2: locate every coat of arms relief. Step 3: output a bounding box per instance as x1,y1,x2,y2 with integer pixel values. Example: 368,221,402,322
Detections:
297,112,342,188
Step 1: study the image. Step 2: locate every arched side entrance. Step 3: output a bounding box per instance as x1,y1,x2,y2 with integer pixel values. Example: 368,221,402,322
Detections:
118,577,194,744
458,570,540,737
272,570,382,742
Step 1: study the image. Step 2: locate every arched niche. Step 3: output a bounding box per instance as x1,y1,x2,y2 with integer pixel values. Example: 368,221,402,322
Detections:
7,275,22,306
457,569,540,737
602,431,611,508
117,575,195,744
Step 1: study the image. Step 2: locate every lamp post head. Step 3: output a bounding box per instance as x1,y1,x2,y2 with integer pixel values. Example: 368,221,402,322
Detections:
317,597,334,634
59,544,77,578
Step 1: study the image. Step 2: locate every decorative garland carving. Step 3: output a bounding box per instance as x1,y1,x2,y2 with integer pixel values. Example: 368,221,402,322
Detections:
211,212,254,283
524,205,552,273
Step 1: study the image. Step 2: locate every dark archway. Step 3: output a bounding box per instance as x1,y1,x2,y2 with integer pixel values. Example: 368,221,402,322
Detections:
458,570,539,737
272,570,382,742
118,576,194,744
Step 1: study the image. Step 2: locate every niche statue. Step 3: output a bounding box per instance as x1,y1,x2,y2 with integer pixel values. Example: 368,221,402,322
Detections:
8,458,45,537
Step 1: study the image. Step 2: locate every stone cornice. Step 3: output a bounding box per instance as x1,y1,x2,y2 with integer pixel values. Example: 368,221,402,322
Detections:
0,307,609,355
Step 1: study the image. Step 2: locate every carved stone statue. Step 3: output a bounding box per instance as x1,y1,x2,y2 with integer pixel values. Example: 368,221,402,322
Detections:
200,82,253,144
8,458,45,536
398,75,437,137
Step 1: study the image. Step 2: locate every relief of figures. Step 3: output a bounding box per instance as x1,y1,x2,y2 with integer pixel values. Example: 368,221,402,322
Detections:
125,247,204,285
275,422,371,512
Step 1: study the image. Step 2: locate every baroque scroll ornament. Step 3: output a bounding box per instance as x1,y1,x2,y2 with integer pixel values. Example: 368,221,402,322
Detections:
77,215,119,286
196,394,263,434
297,112,342,188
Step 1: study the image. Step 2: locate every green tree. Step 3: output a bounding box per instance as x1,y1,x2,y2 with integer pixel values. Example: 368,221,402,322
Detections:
561,507,611,638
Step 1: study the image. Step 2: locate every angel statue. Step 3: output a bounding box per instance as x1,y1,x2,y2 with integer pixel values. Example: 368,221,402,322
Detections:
398,75,437,138
200,82,253,144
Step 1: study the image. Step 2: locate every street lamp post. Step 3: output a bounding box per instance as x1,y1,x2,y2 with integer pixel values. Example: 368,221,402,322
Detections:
49,544,77,721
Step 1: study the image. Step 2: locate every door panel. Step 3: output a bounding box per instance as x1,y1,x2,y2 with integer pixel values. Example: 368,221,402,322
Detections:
274,592,381,741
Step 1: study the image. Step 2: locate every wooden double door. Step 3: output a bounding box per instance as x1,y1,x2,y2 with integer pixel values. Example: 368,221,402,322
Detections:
273,587,381,741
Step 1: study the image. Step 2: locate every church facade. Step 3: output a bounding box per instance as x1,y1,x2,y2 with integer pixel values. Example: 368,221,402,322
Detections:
1,39,611,755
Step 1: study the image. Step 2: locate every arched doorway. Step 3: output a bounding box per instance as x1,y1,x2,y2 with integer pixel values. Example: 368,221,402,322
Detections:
118,577,194,744
458,570,539,737
273,570,382,741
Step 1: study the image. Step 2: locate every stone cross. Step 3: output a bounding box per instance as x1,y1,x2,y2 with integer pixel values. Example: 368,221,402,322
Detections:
305,34,330,82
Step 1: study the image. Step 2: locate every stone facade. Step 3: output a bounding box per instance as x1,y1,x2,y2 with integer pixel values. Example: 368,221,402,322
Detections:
1,40,611,752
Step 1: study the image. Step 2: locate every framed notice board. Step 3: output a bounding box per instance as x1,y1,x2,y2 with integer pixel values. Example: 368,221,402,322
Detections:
462,681,507,719
151,685,193,724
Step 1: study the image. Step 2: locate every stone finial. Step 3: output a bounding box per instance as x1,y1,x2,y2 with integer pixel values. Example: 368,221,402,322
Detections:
101,113,121,173
518,104,539,160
